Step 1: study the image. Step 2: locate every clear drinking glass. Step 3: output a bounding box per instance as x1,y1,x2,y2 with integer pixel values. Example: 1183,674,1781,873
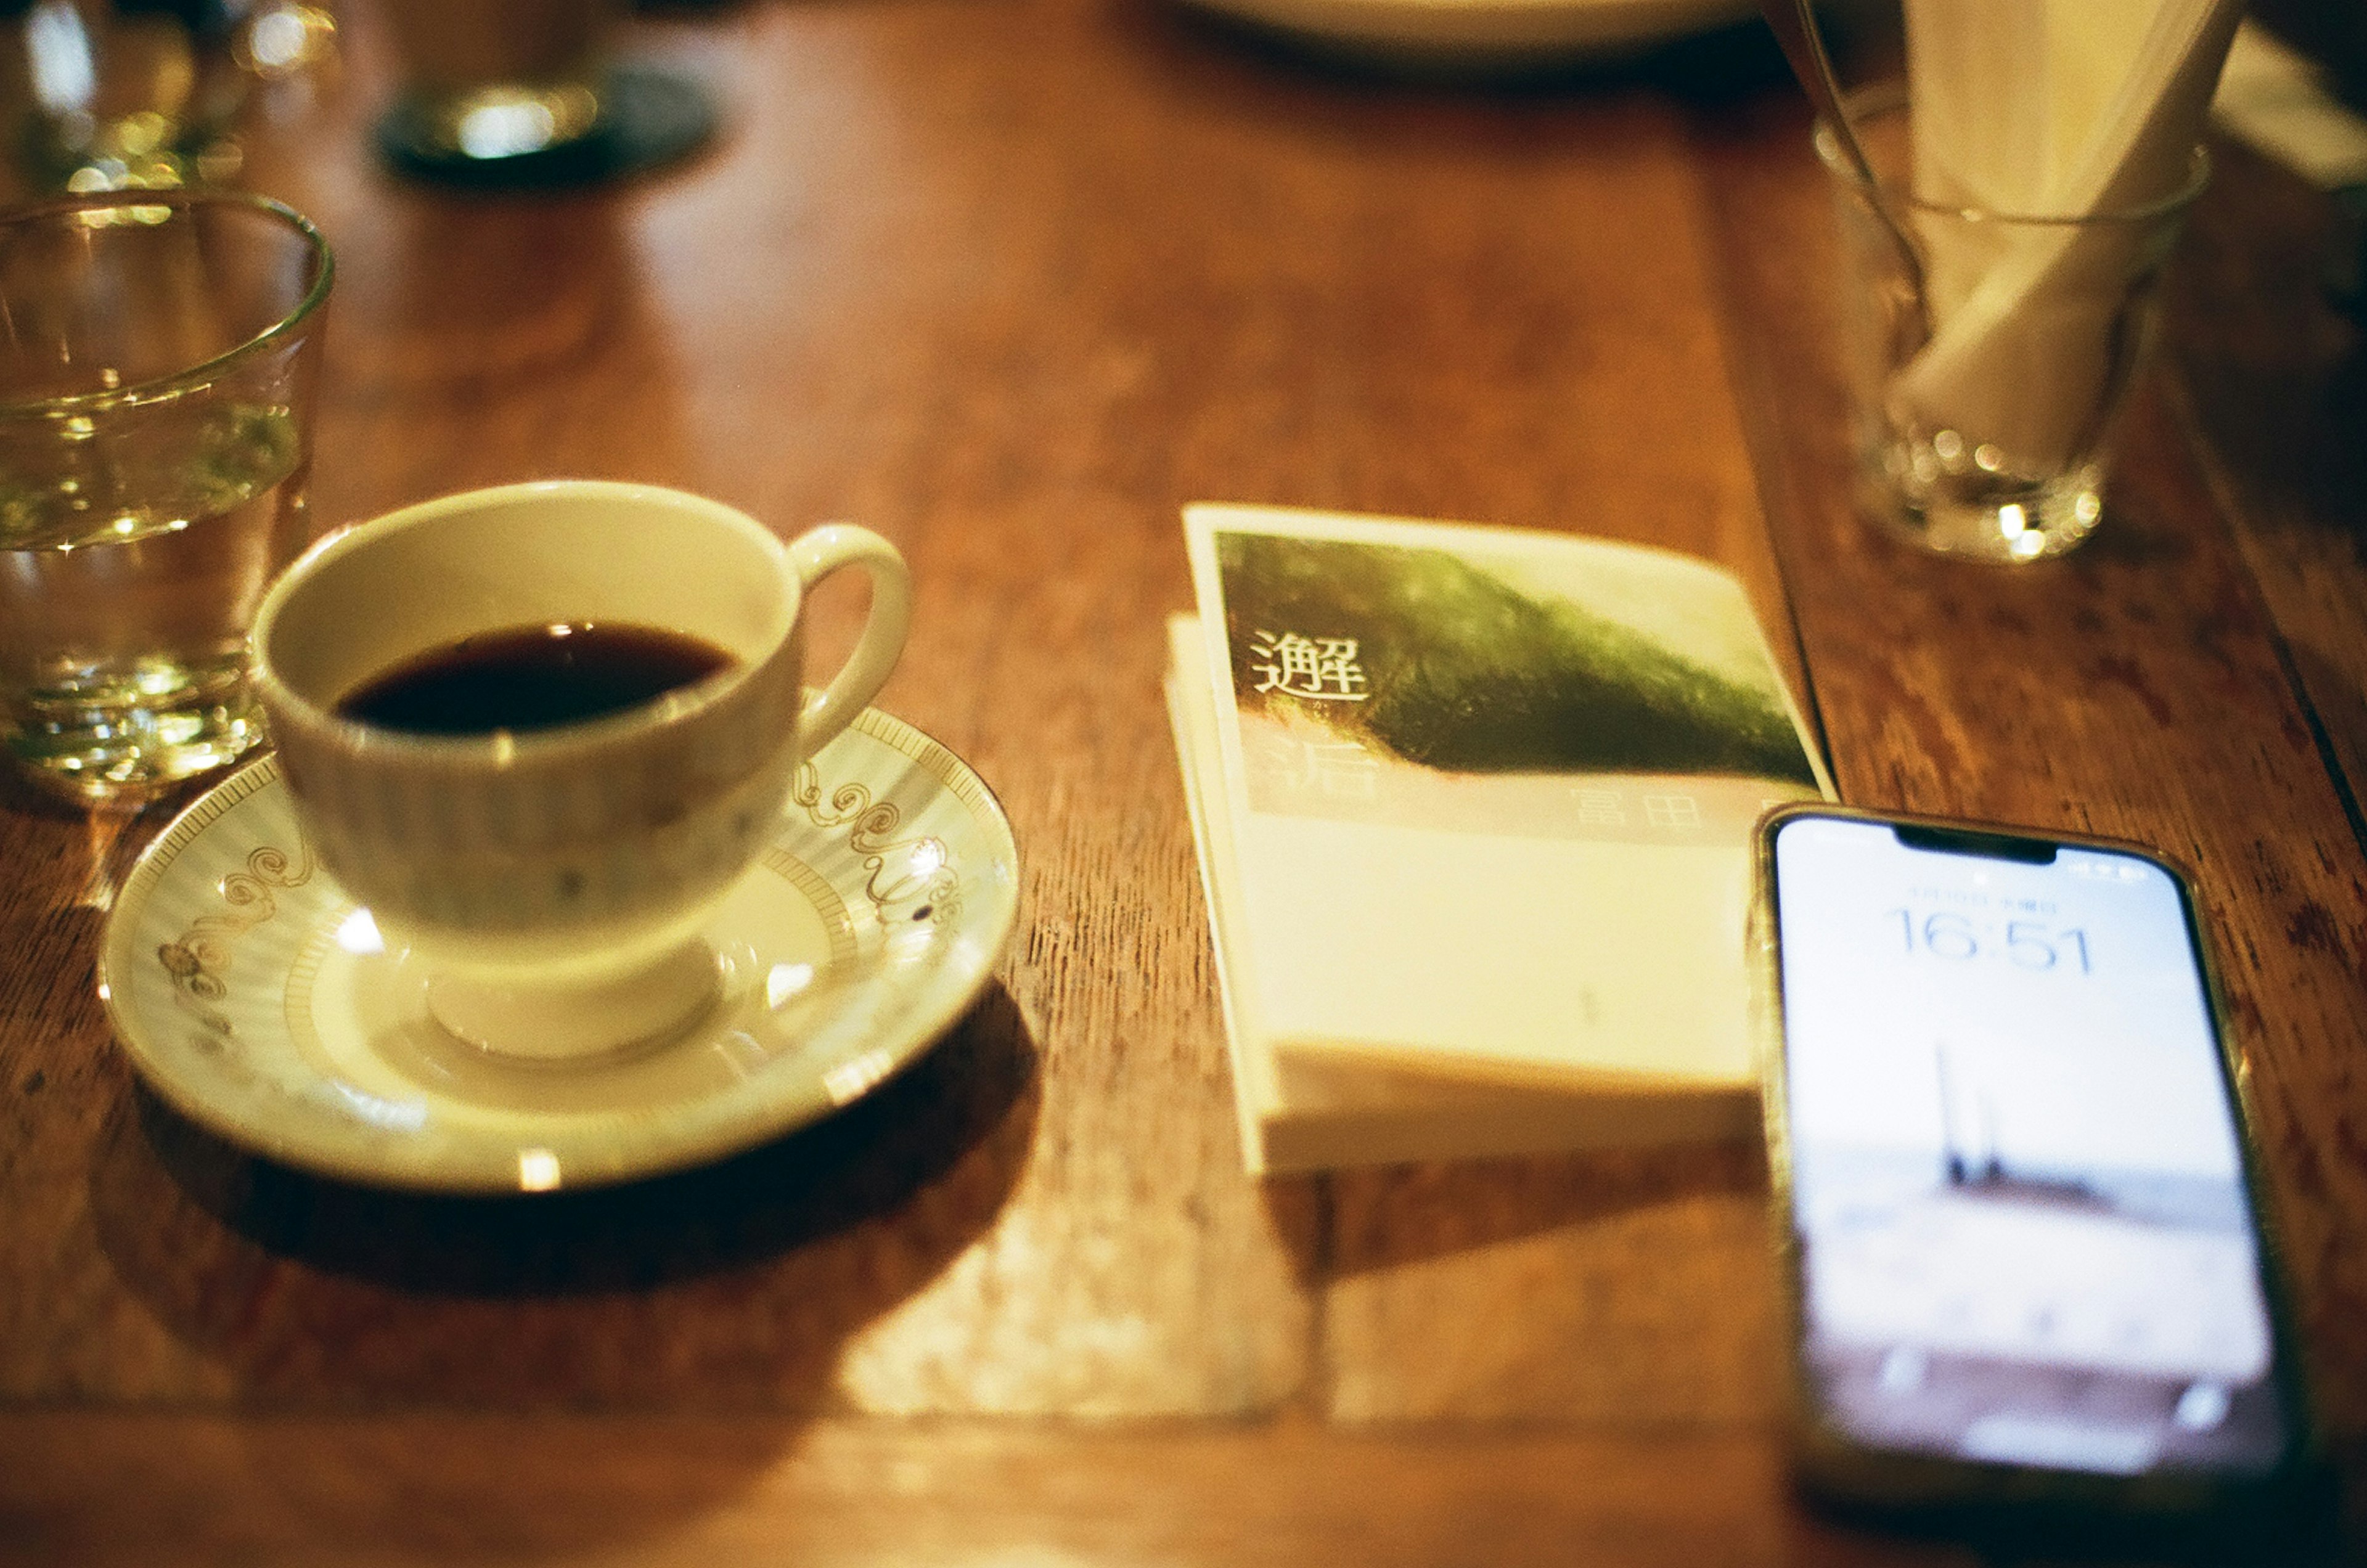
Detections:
1819,91,2209,563
0,190,332,806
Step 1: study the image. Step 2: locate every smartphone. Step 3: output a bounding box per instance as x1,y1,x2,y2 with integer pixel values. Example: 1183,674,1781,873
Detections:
1757,805,2317,1535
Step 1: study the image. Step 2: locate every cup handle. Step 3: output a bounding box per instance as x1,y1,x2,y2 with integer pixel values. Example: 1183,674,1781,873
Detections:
785,523,912,757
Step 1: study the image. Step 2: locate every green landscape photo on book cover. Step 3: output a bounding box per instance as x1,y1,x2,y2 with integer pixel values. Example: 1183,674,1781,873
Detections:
1214,528,1823,843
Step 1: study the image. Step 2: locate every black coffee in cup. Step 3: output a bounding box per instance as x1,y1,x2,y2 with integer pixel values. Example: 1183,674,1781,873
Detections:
335,621,733,735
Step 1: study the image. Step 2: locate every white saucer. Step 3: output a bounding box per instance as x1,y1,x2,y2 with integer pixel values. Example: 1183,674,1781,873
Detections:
98,708,1021,1193
1181,0,1754,68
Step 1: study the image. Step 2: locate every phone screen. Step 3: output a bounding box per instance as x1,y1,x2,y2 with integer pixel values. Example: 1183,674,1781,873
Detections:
1770,812,2289,1479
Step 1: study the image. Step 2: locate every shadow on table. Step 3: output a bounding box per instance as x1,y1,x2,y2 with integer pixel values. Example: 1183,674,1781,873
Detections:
1267,1134,1770,1284
88,982,1038,1392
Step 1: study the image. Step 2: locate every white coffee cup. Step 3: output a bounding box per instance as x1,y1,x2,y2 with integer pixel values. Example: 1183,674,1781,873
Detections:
251,480,910,1060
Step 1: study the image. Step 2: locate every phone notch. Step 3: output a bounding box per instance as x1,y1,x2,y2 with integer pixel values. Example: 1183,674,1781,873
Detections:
1892,823,2059,864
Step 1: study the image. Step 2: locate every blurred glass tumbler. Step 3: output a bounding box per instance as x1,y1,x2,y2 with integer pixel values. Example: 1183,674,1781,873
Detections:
1818,95,2209,563
3,0,247,192
0,191,331,806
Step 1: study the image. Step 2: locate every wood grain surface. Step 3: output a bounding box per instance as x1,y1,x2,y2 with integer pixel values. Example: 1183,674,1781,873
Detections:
2,1,2363,1562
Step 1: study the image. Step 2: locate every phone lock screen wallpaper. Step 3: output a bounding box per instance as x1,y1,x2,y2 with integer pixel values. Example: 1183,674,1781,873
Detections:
1771,814,2287,1479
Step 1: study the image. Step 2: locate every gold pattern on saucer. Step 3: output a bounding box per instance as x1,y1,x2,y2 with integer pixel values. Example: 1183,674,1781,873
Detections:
759,844,861,967
156,841,316,1040
791,763,961,929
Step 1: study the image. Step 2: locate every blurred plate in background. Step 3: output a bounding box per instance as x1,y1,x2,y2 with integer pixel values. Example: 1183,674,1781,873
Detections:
1181,0,1760,70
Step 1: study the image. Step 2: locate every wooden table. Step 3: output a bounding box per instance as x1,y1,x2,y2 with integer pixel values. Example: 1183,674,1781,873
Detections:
4,2,2364,1561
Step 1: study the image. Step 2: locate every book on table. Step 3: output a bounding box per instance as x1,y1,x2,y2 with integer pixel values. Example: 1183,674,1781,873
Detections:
1166,504,1835,1174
